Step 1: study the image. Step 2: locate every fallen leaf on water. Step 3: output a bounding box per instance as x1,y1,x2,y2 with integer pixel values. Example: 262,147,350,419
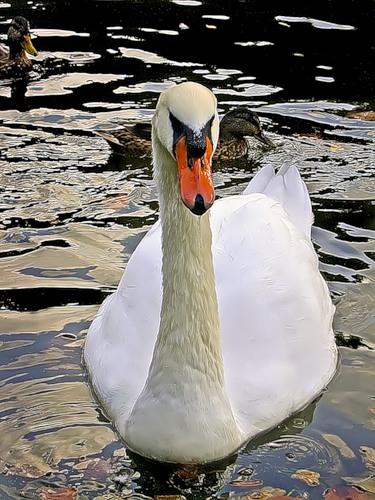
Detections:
230,479,263,487
369,408,375,416
73,457,112,480
100,193,130,209
271,497,303,500
300,132,324,140
154,496,186,500
3,462,46,478
343,476,375,494
324,485,370,499
322,433,356,458
291,469,320,486
329,144,345,152
40,486,76,499
346,111,375,121
359,446,375,472
242,486,288,499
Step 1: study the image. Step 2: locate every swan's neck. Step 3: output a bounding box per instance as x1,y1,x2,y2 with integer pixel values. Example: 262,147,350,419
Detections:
151,152,224,385
124,141,242,463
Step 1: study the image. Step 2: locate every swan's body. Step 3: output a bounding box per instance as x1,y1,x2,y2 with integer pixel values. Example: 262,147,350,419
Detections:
84,82,337,464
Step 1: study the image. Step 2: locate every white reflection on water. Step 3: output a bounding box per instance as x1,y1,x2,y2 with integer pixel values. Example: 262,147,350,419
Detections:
24,72,130,97
275,15,356,31
118,47,204,67
33,29,91,38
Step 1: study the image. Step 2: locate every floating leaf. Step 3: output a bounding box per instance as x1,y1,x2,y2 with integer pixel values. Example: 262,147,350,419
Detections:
240,486,287,499
73,457,112,480
154,496,186,500
329,144,345,152
3,462,46,478
271,497,303,500
343,476,375,494
291,469,320,486
100,193,130,209
346,111,375,121
322,433,356,458
324,485,370,499
230,479,263,487
359,446,375,472
40,487,76,499
300,132,323,140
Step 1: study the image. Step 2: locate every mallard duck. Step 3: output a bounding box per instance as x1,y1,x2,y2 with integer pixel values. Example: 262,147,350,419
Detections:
94,107,275,161
84,82,337,464
0,16,38,78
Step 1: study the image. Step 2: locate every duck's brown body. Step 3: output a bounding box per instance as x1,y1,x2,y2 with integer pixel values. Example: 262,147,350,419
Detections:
95,108,275,162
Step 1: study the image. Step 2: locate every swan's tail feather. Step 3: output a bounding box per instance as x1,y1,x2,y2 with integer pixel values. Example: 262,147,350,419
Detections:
244,164,313,238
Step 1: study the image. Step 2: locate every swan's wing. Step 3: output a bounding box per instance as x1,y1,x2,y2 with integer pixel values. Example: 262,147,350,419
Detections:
211,194,336,436
84,221,163,420
244,164,313,238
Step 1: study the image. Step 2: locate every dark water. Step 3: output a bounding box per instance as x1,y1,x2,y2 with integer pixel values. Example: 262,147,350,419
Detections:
0,0,374,498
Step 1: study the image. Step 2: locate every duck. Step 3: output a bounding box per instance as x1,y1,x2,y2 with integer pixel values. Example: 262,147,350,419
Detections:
84,81,338,464
0,16,38,79
94,107,275,162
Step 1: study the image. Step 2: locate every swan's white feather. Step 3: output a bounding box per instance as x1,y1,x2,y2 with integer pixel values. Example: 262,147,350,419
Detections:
84,166,336,447
244,163,313,237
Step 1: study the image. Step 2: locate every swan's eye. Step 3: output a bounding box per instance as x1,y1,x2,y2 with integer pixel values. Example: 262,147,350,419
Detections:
170,112,185,146
205,115,214,142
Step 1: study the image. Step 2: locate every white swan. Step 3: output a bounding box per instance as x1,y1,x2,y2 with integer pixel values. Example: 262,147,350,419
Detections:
84,81,338,464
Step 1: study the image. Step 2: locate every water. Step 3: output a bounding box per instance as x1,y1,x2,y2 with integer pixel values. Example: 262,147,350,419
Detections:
0,0,374,498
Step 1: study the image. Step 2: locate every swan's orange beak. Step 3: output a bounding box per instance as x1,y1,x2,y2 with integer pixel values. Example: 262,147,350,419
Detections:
175,135,215,216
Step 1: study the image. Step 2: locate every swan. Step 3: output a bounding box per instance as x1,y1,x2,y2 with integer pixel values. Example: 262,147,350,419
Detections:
94,107,275,162
84,81,338,464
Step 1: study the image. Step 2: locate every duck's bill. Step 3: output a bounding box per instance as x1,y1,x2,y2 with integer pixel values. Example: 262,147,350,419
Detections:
254,132,275,147
175,136,215,216
22,35,38,56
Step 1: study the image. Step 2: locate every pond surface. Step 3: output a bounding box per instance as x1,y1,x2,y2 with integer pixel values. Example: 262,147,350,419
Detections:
0,0,374,498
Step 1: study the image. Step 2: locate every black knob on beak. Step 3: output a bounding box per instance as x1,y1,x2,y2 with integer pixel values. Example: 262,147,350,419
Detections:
191,193,207,215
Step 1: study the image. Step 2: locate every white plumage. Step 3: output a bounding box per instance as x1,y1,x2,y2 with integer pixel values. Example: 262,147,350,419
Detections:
84,82,337,464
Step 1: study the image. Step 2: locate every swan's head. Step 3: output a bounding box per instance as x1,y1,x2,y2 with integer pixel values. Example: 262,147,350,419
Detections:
152,82,220,216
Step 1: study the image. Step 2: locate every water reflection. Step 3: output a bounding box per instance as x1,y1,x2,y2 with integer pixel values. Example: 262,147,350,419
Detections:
0,0,374,498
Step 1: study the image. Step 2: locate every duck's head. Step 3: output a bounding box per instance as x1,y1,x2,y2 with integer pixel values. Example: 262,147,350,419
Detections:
8,16,38,59
152,82,219,216
220,107,275,147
